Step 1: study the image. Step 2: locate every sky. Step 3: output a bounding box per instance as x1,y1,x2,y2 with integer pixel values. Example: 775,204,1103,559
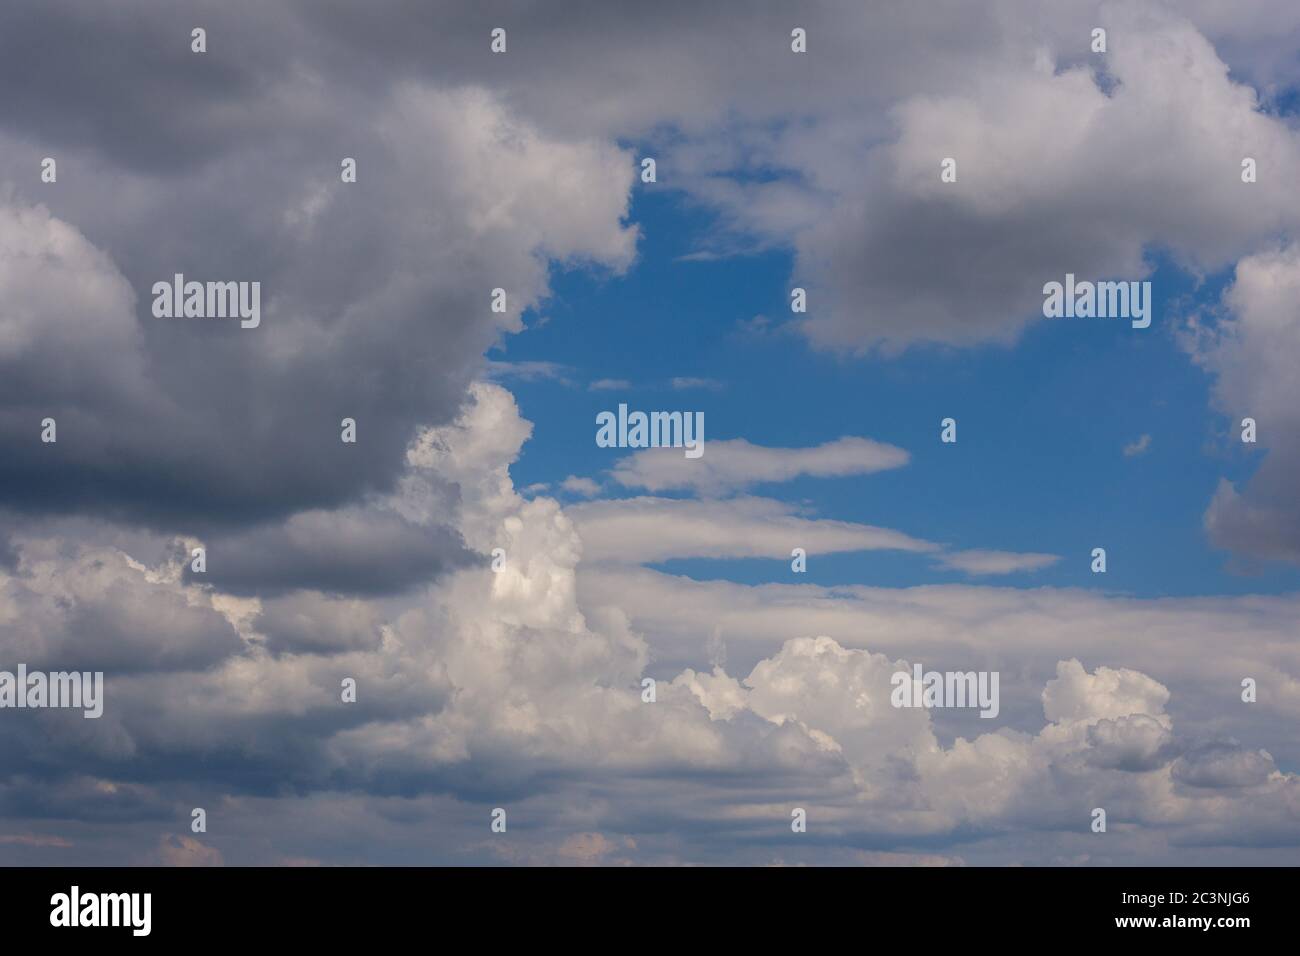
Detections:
1,0,1299,867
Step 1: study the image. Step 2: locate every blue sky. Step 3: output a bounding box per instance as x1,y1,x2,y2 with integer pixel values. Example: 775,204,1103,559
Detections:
495,190,1299,598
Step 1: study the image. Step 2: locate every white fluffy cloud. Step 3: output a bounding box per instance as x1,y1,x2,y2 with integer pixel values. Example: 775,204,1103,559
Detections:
576,564,1300,748
5,382,1295,865
1042,659,1171,724
662,7,1300,353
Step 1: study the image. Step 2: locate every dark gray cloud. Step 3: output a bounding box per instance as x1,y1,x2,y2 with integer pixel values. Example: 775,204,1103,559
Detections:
255,592,386,655
186,509,474,597
1190,245,1300,566
0,2,633,535
1,543,241,673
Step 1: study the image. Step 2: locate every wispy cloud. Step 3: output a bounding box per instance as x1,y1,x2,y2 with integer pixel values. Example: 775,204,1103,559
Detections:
560,475,602,497
669,376,724,391
569,495,937,563
484,360,574,385
588,378,632,391
613,436,910,494
1124,434,1153,457
932,549,1061,576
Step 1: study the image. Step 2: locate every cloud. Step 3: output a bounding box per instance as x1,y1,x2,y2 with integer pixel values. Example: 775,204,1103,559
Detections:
0,833,72,848
731,315,796,341
669,377,724,391
576,564,1300,744
254,592,386,657
0,380,1295,865
485,361,575,385
1171,742,1276,789
658,8,1300,353
8,2,1298,367
1189,244,1300,565
186,507,472,597
560,476,601,497
588,378,631,391
1042,659,1171,724
611,436,911,494
155,834,224,867
0,83,636,528
1123,434,1152,457
569,495,937,564
4,0,1300,866
933,549,1061,576
554,832,636,865
1084,715,1176,772
0,538,242,673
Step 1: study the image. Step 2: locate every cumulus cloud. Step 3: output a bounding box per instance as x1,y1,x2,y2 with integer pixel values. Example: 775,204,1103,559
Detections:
1085,715,1176,772
187,507,471,597
1189,245,1300,565
576,565,1300,744
665,7,1300,353
1042,659,1171,724
0,538,242,673
254,592,386,657
0,380,1295,864
1171,742,1277,789
0,84,636,528
3,0,1300,867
